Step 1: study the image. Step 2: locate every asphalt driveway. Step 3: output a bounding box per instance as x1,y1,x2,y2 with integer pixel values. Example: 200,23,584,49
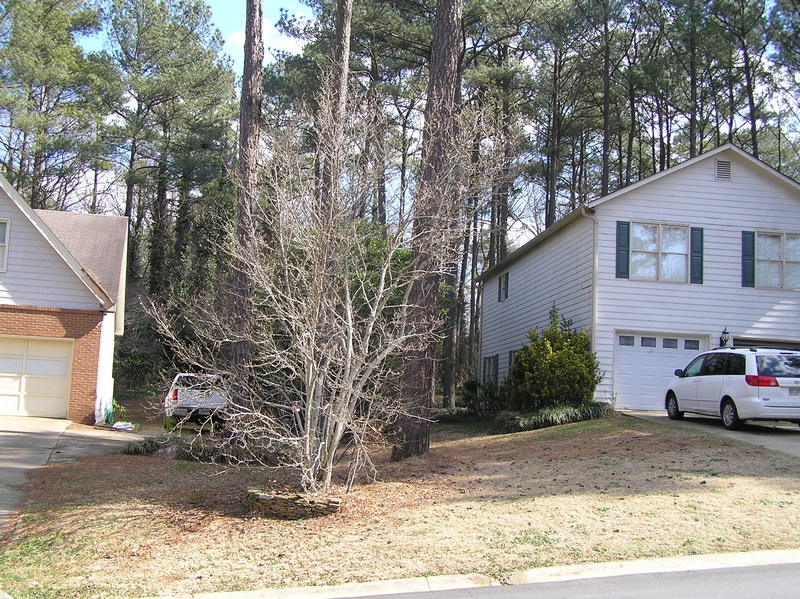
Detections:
625,410,800,458
0,416,140,539
0,416,69,538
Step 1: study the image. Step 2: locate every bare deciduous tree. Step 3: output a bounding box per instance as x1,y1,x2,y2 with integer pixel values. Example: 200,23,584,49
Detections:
151,92,477,491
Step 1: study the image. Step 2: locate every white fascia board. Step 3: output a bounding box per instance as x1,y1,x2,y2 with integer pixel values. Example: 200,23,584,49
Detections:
0,174,115,311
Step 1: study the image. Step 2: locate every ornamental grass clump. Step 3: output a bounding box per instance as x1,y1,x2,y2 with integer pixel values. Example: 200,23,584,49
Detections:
490,403,614,434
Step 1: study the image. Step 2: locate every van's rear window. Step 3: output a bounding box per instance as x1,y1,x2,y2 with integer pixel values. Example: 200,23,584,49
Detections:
757,355,800,377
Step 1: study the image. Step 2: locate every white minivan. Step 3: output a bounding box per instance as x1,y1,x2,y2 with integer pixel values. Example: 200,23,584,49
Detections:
664,347,800,430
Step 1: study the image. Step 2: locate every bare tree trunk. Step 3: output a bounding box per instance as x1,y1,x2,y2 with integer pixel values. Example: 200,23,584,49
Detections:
318,0,353,211
231,0,264,375
600,9,611,197
393,0,463,461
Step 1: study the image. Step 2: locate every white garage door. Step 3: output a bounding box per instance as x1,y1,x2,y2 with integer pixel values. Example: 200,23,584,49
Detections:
614,333,705,410
0,337,73,418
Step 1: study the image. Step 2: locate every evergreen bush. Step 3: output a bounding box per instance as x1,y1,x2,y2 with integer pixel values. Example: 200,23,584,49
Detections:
502,305,602,412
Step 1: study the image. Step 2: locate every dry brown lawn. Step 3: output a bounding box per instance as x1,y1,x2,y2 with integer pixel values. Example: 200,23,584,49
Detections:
2,414,800,598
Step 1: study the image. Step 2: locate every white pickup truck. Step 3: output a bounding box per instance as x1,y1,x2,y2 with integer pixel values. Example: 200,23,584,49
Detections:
164,373,230,424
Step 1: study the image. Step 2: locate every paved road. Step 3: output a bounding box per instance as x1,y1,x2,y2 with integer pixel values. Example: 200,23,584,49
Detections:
338,563,800,599
624,410,800,458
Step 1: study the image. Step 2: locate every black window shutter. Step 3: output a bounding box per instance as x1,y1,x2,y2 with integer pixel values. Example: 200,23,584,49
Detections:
690,227,703,284
616,221,630,279
742,231,755,287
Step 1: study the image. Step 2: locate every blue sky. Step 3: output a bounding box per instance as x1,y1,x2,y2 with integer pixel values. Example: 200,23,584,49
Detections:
77,1,311,76
207,0,311,74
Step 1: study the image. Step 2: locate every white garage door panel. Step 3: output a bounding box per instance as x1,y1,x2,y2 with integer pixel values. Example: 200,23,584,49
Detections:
0,374,21,393
26,358,69,377
0,338,73,418
28,341,71,359
614,334,704,410
25,376,70,396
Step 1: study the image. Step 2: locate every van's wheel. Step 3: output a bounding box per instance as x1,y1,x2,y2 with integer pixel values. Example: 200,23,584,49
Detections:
721,400,742,430
666,393,684,420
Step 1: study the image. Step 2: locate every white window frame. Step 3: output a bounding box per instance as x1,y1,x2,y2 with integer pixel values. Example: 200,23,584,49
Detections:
483,354,498,384
498,272,509,302
0,219,9,272
630,222,689,283
755,231,800,290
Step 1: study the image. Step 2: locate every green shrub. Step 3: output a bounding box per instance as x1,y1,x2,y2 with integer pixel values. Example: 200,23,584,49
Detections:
431,406,480,423
503,305,602,412
459,378,499,418
489,402,614,434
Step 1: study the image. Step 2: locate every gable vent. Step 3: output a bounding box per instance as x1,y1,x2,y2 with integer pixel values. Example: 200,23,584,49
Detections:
716,159,732,180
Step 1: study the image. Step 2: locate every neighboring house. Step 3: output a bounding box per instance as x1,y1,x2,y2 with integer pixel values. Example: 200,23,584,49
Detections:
479,144,800,410
0,174,127,424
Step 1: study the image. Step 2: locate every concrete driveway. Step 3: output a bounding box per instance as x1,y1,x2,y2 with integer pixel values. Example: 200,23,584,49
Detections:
625,410,800,458
0,416,141,539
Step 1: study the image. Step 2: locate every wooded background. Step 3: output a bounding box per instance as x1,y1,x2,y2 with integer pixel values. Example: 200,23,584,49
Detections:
2,0,800,404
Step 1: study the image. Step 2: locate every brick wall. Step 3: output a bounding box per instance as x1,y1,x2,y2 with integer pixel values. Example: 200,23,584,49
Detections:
0,305,103,424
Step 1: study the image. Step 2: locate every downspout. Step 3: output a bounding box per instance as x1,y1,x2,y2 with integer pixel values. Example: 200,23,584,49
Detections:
581,204,599,357
95,307,117,424
476,279,484,383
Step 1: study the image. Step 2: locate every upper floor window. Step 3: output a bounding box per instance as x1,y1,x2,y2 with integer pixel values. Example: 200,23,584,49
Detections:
756,232,800,289
0,220,9,272
630,223,689,282
498,272,509,302
618,222,703,283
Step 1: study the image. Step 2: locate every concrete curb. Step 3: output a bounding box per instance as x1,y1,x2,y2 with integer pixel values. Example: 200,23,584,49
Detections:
507,548,800,585
143,573,496,599
142,550,800,599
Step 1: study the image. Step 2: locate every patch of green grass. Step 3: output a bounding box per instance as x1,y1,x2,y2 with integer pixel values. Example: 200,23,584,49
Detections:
571,524,590,536
0,536,85,599
514,528,557,547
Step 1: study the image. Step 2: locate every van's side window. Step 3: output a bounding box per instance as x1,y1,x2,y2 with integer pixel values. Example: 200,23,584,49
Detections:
724,353,746,375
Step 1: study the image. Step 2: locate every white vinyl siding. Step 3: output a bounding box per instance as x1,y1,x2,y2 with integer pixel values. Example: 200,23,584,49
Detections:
481,215,594,383
0,201,98,310
594,150,800,403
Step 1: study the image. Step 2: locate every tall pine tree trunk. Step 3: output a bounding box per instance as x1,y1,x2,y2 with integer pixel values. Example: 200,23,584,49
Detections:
231,0,264,375
393,0,463,461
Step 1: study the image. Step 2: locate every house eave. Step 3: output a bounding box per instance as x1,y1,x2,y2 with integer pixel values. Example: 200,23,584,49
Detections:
477,206,592,283
0,174,116,310
588,143,800,210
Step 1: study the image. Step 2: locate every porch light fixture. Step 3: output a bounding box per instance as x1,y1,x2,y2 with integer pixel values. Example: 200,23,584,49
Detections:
720,327,730,348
